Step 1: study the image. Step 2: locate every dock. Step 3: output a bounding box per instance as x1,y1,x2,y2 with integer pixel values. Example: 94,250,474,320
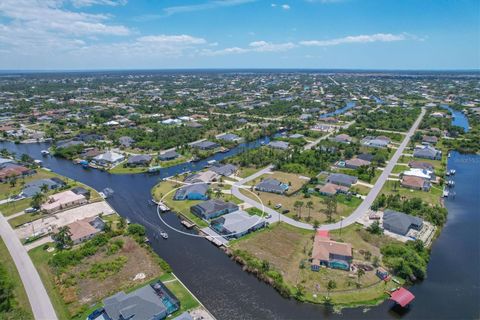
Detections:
181,220,195,229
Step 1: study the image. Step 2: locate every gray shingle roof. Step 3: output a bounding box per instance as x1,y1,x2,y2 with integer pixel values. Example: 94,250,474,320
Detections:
383,209,423,236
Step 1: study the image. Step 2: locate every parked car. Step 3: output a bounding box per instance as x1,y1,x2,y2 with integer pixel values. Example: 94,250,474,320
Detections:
274,203,282,209
282,209,290,214
25,207,38,213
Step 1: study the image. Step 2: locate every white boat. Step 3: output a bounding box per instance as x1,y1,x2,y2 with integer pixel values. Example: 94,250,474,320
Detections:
41,150,50,156
207,159,217,165
160,231,168,239
450,169,456,175
157,201,170,212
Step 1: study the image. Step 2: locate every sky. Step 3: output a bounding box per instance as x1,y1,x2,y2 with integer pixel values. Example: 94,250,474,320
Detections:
0,0,479,70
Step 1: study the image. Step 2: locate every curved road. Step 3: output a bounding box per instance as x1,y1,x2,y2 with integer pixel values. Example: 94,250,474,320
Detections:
0,214,58,320
232,107,426,231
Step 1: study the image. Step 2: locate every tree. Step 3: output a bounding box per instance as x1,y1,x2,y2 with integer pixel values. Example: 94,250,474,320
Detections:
52,226,72,250
306,201,314,221
293,200,304,219
323,196,337,223
118,217,126,230
215,189,222,199
40,183,49,194
206,188,213,199
357,268,365,285
9,177,16,188
30,192,45,209
313,220,320,229
327,280,337,297
366,221,383,235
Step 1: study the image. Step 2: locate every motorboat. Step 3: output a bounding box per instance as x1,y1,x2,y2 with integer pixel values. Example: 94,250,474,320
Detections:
160,230,168,239
41,150,50,156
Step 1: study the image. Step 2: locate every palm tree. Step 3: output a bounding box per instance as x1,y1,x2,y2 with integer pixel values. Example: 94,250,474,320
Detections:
40,183,49,194
53,226,72,250
31,192,45,209
357,269,365,285
215,189,222,198
306,201,314,221
206,188,213,199
293,201,302,219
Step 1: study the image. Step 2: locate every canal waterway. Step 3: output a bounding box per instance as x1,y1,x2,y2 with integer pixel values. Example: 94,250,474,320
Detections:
1,105,478,319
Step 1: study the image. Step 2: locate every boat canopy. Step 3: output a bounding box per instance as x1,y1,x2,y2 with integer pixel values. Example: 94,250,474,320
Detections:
390,287,415,307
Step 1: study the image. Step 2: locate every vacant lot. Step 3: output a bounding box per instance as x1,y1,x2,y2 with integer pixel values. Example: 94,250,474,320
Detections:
380,180,443,206
29,236,163,319
247,171,309,195
232,223,399,306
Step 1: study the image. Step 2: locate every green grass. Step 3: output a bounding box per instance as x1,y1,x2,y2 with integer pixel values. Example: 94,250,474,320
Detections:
0,238,34,319
237,167,260,178
391,164,409,174
109,163,148,174
165,278,200,315
9,212,44,228
29,244,67,320
380,180,443,206
0,198,31,216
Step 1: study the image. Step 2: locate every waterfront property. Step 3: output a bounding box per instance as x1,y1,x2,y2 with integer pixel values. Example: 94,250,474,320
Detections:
383,209,424,236
0,162,34,182
217,133,242,142
184,170,219,184
413,145,442,160
92,281,180,320
92,150,125,167
210,163,238,177
20,177,66,198
127,154,152,167
408,160,435,171
191,140,219,150
326,173,358,187
310,230,353,271
173,184,209,201
267,140,290,150
158,150,180,161
400,176,431,191
58,216,105,245
41,190,87,213
190,199,239,220
210,210,266,239
254,178,289,194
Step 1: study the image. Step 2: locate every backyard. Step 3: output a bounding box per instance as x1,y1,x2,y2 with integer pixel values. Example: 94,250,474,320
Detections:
380,180,443,206
231,223,399,307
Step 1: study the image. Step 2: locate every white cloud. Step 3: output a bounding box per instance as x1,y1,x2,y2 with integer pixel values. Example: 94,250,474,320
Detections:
137,35,207,45
71,0,127,8
202,40,296,55
163,0,256,16
281,4,290,10
299,33,408,46
271,3,277,7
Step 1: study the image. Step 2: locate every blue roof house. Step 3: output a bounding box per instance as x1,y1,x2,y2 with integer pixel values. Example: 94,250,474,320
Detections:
174,183,209,200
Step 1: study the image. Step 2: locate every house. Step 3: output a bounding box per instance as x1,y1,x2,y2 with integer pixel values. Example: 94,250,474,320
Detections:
190,199,239,219
191,140,219,150
70,186,91,199
422,135,438,145
98,281,180,320
127,154,152,167
413,145,442,160
402,168,435,180
400,176,431,191
210,210,266,239
93,151,125,167
361,136,390,148
184,170,219,184
173,183,209,200
56,140,84,149
318,183,349,196
210,163,237,177
119,136,134,148
408,161,434,171
327,173,358,187
267,141,289,150
0,164,34,182
357,153,375,162
299,113,312,121
81,148,104,159
333,134,352,144
20,178,66,198
75,133,104,142
217,133,241,142
383,209,423,236
289,133,305,139
61,216,105,245
311,230,352,271
254,178,289,194
158,150,179,161
41,190,87,214
344,158,371,169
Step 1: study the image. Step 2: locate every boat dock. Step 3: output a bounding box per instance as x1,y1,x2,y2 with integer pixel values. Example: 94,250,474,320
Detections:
181,220,195,229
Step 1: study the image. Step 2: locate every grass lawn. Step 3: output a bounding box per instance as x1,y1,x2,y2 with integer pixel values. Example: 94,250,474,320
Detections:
0,169,59,200
29,236,165,319
380,180,443,206
164,276,200,316
0,238,34,319
152,180,245,228
231,222,399,307
246,171,309,195
350,184,372,196
9,211,44,228
237,166,261,178
109,162,148,174
0,198,32,216
391,164,409,174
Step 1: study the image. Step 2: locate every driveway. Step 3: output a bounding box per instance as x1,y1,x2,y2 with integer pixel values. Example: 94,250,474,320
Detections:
0,214,57,320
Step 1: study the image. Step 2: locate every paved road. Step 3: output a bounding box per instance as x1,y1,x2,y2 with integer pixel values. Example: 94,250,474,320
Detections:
232,166,314,229
304,120,355,150
318,107,426,230
232,108,426,231
0,213,58,320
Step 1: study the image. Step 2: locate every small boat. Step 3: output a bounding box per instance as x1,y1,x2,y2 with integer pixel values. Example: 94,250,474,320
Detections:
450,169,456,175
41,150,50,156
33,159,42,166
219,147,230,153
157,201,170,212
445,171,450,176
448,153,451,158
442,189,449,198
160,231,168,239
207,159,217,165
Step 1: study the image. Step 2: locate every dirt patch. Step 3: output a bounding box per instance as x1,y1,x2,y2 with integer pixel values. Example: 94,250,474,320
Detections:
63,236,162,307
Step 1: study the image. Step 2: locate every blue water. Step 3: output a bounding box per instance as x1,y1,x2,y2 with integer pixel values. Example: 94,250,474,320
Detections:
372,96,385,104
440,104,470,132
320,101,356,118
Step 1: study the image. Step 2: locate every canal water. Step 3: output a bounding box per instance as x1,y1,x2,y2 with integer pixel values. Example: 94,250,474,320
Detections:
1,106,478,319
320,101,356,118
440,104,470,132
